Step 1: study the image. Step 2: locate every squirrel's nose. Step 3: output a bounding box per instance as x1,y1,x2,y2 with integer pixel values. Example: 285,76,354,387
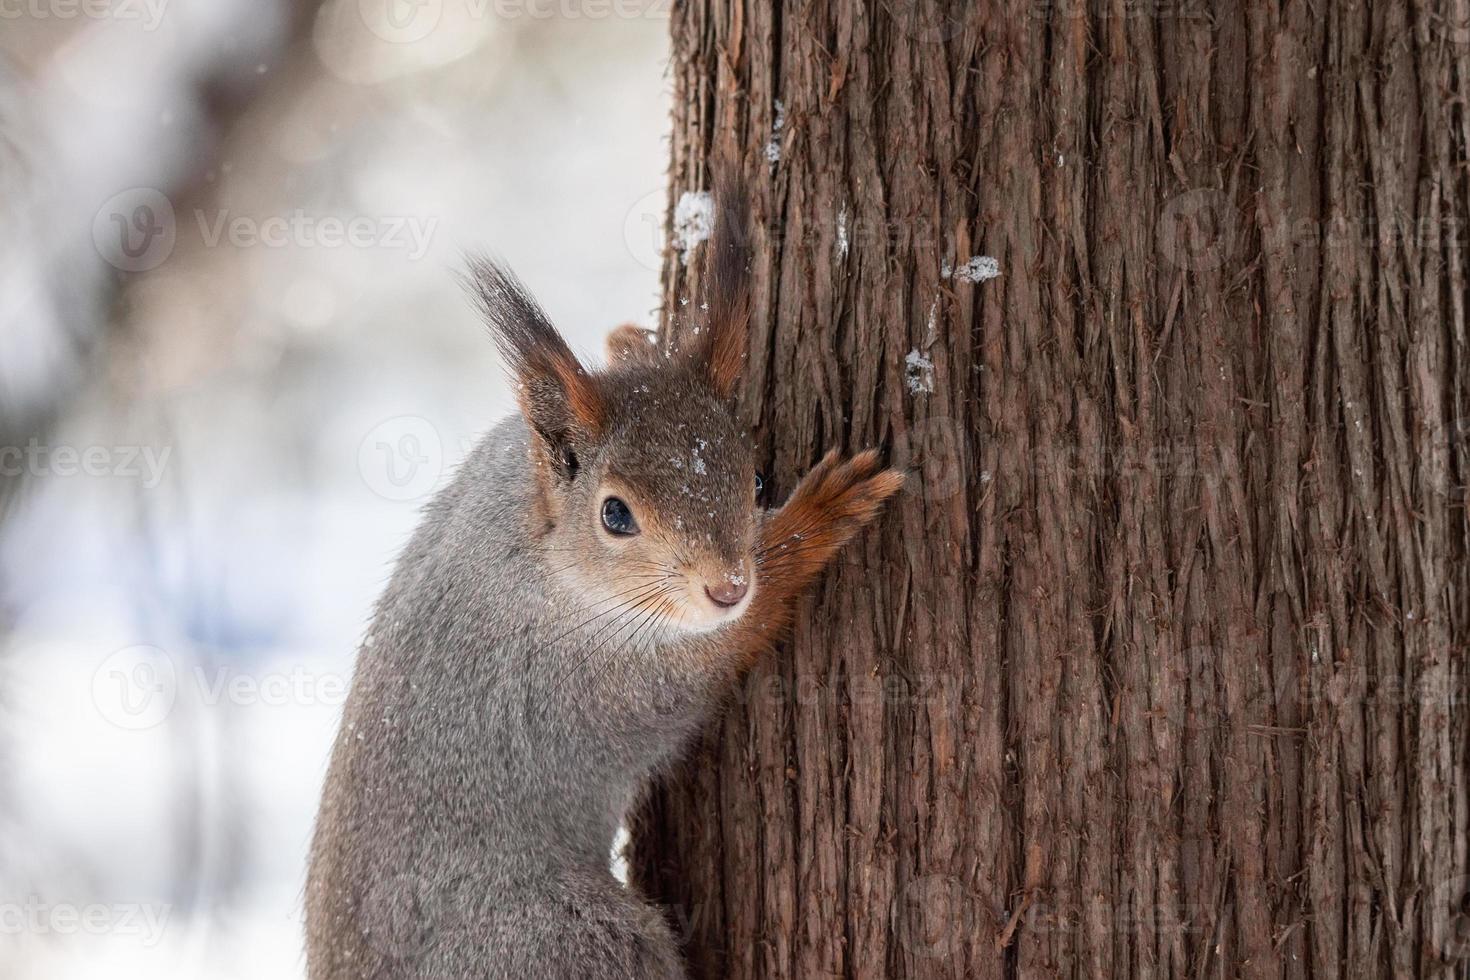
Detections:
705,579,749,608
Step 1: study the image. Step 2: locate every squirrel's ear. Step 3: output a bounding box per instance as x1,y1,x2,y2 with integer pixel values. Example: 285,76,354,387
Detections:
606,323,661,367
467,257,606,465
685,178,750,398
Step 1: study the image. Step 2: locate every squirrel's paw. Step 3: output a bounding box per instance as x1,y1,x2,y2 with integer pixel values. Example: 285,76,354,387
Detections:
794,448,905,525
760,449,904,564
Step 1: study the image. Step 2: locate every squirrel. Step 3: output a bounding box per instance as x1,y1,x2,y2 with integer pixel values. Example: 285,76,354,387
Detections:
305,182,904,979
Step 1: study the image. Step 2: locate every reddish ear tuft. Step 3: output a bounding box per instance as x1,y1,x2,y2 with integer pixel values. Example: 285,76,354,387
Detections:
465,255,606,436
688,178,751,397
544,354,605,432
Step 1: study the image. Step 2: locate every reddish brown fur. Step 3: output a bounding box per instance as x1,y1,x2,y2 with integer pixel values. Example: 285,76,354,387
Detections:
512,349,607,532
698,304,748,398
729,449,904,668
682,178,750,397
549,357,605,433
605,324,662,367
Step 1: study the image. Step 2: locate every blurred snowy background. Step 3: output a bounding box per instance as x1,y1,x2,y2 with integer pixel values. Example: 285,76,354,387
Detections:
0,1,670,975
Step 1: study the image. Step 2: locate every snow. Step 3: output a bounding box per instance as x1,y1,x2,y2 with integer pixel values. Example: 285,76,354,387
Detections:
610,824,631,885
764,99,785,164
942,255,1001,283
672,190,714,265
905,349,935,394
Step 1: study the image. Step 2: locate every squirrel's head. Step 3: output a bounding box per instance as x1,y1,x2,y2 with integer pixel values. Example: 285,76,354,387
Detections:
469,184,758,633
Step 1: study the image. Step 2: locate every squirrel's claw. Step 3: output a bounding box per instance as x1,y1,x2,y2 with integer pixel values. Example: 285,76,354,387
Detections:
761,449,903,569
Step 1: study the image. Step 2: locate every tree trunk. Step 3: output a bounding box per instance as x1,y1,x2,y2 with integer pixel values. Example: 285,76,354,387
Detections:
630,1,1470,977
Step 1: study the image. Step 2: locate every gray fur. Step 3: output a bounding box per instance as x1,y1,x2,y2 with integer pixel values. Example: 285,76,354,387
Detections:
306,357,761,980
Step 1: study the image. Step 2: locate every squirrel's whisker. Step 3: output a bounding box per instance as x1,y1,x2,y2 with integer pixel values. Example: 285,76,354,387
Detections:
546,579,664,619
561,594,675,721
539,582,669,648
565,583,673,653
535,587,667,653
538,587,676,715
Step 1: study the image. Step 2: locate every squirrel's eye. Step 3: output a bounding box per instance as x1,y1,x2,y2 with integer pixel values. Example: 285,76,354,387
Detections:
754,471,765,496
601,497,639,536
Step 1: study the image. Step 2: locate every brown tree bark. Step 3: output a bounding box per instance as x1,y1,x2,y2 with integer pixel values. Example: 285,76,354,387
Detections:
630,1,1470,977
